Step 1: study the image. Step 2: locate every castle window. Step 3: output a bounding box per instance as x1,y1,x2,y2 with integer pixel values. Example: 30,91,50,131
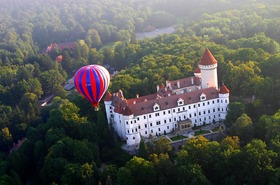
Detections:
221,100,223,103
207,102,210,105
164,120,167,123
126,121,128,125
145,131,147,135
208,110,210,113
198,103,200,107
213,109,215,112
217,99,220,103
200,93,206,101
138,126,141,129
133,137,135,140
156,121,160,125
173,109,175,113
134,120,136,123
168,110,171,114
167,126,169,129
177,98,184,106
193,105,196,108
218,108,220,111
212,100,215,104
151,129,153,133
178,108,180,112
145,124,147,128
155,113,160,117
127,130,129,133
149,114,151,118
203,103,205,106
189,114,192,118
144,116,146,119
150,123,153,126
189,106,191,109
169,119,172,122
137,117,139,121
194,113,197,116
163,111,166,115
153,103,160,111
225,100,228,103
158,128,161,131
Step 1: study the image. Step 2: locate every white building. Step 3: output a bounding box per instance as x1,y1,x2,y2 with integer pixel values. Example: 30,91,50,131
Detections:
104,49,230,146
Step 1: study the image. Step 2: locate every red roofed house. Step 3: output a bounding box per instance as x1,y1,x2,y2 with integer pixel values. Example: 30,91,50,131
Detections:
104,49,229,146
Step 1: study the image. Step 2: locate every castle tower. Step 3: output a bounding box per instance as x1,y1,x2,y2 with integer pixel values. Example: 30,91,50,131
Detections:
219,84,230,120
198,49,218,89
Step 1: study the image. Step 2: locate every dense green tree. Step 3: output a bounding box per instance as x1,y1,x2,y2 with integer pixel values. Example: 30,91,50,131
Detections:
229,114,254,144
242,139,277,184
138,140,149,159
124,156,156,185
225,102,245,127
152,137,172,155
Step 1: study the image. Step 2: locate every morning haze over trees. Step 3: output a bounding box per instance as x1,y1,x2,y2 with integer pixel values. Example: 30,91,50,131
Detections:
0,0,280,184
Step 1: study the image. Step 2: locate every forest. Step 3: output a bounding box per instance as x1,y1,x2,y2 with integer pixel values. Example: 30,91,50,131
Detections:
0,0,280,184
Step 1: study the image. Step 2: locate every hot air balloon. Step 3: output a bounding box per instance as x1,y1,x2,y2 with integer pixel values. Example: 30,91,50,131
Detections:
74,65,110,109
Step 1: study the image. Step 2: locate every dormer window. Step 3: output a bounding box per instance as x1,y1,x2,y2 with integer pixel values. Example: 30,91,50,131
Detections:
177,98,184,106
153,103,160,111
200,93,206,101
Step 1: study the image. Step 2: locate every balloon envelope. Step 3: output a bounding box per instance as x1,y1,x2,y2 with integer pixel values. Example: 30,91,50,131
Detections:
74,65,110,107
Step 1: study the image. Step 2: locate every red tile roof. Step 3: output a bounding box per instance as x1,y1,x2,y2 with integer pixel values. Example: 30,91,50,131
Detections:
110,87,219,116
194,66,201,73
128,87,219,116
199,48,217,65
219,84,230,94
167,76,201,90
123,106,133,116
56,55,63,62
104,91,113,101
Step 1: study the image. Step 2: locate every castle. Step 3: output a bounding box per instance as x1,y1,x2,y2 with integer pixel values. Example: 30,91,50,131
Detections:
104,49,229,146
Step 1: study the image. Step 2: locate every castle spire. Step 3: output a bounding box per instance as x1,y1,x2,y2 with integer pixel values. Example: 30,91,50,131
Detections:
199,48,217,65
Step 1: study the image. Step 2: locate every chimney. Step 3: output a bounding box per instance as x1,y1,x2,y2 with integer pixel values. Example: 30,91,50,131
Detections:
133,100,136,104
166,81,170,88
191,77,194,85
119,89,124,99
177,81,180,88
157,85,159,91
136,94,139,98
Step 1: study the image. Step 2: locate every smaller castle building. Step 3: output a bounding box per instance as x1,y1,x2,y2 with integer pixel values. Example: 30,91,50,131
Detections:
104,49,229,146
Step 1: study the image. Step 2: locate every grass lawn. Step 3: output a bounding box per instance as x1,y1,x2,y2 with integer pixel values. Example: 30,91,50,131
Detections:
192,125,204,130
170,135,187,141
212,126,222,132
194,130,210,136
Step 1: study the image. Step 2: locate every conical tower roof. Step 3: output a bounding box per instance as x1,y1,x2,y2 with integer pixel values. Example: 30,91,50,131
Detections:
219,84,230,94
199,48,217,65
